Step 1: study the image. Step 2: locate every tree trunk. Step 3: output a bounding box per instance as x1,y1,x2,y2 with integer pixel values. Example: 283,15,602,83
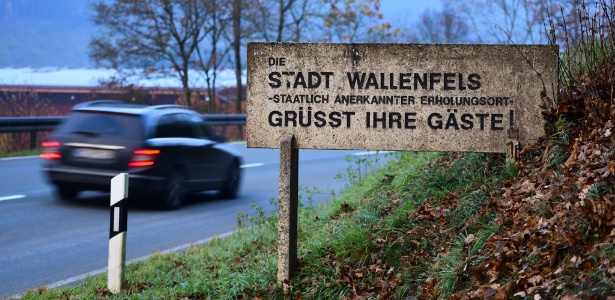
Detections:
208,0,218,114
233,0,243,114
277,0,285,42
182,71,191,107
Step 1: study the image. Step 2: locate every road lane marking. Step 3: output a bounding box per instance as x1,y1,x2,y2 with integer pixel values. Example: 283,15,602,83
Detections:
0,195,25,202
241,163,264,168
0,155,39,161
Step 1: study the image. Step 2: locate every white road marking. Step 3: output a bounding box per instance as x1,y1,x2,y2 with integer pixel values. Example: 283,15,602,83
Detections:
241,163,264,168
0,195,25,202
0,155,39,161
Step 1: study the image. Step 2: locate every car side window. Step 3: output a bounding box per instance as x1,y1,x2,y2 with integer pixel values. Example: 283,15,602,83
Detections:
155,113,203,138
155,114,177,138
175,114,196,138
187,115,212,139
155,114,187,138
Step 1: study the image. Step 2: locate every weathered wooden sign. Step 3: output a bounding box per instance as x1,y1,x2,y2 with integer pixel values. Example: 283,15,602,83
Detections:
247,43,558,153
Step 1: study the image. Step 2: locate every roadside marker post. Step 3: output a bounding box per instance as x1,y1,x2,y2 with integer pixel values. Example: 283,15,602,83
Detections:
108,173,128,294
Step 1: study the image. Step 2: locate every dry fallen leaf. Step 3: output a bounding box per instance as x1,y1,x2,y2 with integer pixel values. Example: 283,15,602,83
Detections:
603,128,611,137
465,234,476,244
514,291,527,297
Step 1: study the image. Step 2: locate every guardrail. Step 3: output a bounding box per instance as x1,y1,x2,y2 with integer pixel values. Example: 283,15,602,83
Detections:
202,114,247,126
0,116,61,134
0,114,247,150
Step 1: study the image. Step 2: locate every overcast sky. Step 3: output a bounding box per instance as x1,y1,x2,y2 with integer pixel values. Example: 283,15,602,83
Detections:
380,0,443,24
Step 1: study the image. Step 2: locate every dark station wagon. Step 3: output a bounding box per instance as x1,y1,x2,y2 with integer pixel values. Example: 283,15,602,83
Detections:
41,100,242,209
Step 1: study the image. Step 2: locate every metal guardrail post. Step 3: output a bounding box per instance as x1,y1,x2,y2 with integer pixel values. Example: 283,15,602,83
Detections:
30,130,36,150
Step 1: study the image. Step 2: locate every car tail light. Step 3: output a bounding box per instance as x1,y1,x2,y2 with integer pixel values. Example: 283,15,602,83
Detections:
40,141,61,160
128,149,160,168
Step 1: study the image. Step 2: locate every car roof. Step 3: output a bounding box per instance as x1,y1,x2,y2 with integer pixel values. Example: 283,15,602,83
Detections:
72,100,196,116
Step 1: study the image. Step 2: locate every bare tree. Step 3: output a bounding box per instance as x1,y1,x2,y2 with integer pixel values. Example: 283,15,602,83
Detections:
90,0,208,107
231,0,244,114
544,0,615,47
442,0,576,44
287,0,317,41
404,9,469,43
195,0,232,113
319,0,395,42
249,0,315,42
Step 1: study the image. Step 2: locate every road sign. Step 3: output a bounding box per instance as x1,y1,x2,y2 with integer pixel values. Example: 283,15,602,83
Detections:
247,43,558,153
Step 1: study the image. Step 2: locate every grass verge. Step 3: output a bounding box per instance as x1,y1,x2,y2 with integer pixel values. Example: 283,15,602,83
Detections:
0,149,40,159
14,151,518,299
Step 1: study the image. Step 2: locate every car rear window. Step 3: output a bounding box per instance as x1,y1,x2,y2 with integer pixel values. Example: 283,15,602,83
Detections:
56,111,144,140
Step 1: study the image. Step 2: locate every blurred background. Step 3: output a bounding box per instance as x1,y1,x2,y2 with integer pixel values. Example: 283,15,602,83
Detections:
0,0,596,150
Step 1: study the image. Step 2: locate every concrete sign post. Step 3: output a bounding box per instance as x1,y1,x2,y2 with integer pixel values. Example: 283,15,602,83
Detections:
246,43,558,283
277,135,299,282
108,173,128,293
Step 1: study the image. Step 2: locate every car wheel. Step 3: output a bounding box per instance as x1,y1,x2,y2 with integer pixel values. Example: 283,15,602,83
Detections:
56,185,79,201
220,162,241,199
160,171,184,210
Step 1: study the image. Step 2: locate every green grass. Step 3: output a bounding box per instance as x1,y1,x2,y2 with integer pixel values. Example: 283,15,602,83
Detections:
15,151,515,299
0,149,41,158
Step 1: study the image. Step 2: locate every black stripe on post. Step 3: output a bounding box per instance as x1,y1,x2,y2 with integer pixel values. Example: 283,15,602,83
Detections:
109,199,127,239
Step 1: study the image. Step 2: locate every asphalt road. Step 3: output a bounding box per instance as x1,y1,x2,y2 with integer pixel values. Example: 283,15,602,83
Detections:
0,142,391,297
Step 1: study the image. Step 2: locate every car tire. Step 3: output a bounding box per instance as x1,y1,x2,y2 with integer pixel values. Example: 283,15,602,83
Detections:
56,185,79,201
220,162,241,199
160,170,184,210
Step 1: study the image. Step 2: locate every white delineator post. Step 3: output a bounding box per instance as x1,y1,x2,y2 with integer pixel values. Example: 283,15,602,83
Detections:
108,173,128,293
